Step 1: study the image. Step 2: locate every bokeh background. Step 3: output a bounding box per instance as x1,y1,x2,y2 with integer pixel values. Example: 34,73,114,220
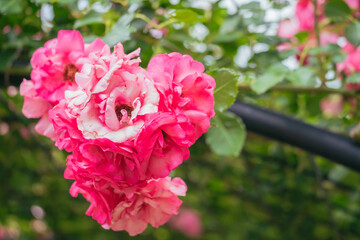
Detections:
1,0,360,239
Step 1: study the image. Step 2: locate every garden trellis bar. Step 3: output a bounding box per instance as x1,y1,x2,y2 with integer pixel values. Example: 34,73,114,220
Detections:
230,101,360,172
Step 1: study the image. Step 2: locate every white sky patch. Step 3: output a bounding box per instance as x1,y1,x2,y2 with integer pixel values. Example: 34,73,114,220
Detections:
219,0,239,15
204,55,216,66
191,42,207,52
190,0,216,10
326,79,342,89
77,0,89,11
222,0,296,19
190,23,209,41
282,56,299,70
280,2,297,19
172,22,184,30
265,8,281,22
92,2,111,13
128,3,140,13
265,23,278,36
170,0,180,5
253,43,269,53
40,4,54,33
235,45,252,68
248,24,267,33
326,70,336,80
149,29,164,39
337,37,347,48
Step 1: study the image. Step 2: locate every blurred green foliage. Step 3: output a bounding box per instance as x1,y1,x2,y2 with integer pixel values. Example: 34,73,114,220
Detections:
1,0,360,239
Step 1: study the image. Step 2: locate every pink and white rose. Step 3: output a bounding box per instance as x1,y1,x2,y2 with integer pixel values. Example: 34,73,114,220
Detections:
20,30,106,139
49,43,159,152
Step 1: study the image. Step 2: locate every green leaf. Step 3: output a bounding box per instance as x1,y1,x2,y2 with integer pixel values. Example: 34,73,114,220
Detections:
328,165,349,182
308,44,341,55
219,16,241,34
0,0,22,14
170,9,199,23
208,68,239,112
251,63,289,94
287,67,317,87
308,46,326,55
205,112,246,157
346,72,360,83
295,31,309,43
239,2,260,9
333,53,347,63
278,49,299,59
214,31,243,43
324,0,351,21
102,14,134,47
345,21,360,47
74,11,103,29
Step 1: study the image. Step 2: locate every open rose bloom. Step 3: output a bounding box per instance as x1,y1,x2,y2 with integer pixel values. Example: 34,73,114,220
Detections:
20,30,215,236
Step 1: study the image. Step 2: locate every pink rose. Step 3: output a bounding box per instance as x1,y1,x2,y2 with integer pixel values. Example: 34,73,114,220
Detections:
68,175,187,236
64,140,140,184
295,0,326,31
63,115,190,182
319,31,338,46
49,43,159,152
20,30,106,139
128,53,215,179
320,94,344,117
295,0,316,31
277,19,300,39
277,0,337,59
147,53,215,142
20,79,49,119
337,44,360,76
28,30,105,105
110,177,186,236
169,208,203,238
135,112,191,179
278,0,323,40
48,100,84,151
336,43,360,90
19,79,57,140
344,0,359,9
71,43,158,142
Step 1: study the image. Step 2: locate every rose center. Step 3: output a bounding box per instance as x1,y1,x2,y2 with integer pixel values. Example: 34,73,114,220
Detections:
63,64,79,82
115,104,134,121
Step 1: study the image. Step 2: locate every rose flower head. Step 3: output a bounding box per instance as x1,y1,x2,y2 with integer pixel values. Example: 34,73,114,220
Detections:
20,30,106,139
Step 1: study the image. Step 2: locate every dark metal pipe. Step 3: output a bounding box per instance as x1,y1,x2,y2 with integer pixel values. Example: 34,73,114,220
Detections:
229,101,360,171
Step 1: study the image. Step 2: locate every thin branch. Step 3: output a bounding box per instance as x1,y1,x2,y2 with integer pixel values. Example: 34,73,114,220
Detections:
238,85,359,97
134,13,174,29
312,0,327,87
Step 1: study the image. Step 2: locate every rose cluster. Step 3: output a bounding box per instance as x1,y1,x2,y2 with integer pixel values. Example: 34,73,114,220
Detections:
277,0,340,54
277,0,360,90
20,30,215,236
277,0,358,50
